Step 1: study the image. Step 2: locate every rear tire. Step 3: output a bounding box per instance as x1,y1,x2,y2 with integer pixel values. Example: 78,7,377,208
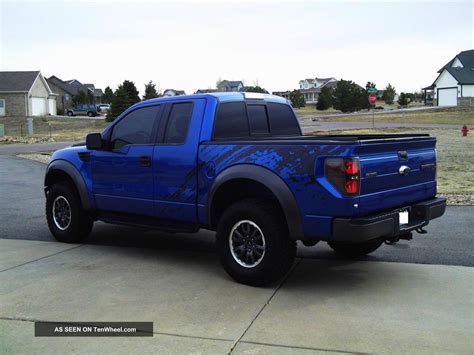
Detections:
46,183,93,243
328,239,383,258
67,111,73,117
216,199,296,286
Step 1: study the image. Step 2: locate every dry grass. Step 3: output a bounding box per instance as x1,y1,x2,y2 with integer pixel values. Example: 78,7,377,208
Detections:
0,116,109,143
294,101,425,117
324,107,474,125
310,128,474,195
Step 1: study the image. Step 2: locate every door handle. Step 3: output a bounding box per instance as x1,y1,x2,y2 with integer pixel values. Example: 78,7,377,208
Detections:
139,156,151,167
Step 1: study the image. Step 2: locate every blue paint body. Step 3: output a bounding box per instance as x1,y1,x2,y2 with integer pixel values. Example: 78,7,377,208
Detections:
49,93,438,240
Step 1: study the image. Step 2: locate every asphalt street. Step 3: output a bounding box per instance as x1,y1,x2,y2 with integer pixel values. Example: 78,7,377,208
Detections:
1,154,472,267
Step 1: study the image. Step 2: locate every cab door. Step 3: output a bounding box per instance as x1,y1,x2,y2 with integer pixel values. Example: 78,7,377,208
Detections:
152,99,206,222
91,105,162,216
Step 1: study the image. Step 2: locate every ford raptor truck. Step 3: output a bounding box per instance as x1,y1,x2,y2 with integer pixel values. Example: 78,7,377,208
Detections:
44,92,446,285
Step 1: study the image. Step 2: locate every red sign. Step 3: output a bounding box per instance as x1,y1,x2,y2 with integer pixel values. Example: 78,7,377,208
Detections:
368,93,377,105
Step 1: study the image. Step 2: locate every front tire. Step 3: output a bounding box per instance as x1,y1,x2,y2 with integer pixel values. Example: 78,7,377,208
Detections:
67,111,73,117
46,183,93,243
216,199,296,286
87,111,93,117
328,239,383,258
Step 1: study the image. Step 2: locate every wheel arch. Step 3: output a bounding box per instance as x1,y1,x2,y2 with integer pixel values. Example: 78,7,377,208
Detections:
44,160,92,210
208,164,304,240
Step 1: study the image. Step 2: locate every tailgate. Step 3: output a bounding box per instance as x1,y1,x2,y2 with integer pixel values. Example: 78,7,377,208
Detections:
355,136,437,214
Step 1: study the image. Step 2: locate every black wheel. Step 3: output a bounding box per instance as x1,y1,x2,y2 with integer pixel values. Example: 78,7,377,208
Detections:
87,111,93,117
46,183,93,243
67,111,73,117
216,199,296,286
328,239,383,258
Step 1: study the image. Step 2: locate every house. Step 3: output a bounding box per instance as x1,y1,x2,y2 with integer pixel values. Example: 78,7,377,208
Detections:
83,84,104,104
216,80,244,92
423,49,474,106
47,76,104,113
194,89,218,94
47,76,88,113
298,77,338,104
163,89,186,96
272,91,291,100
0,71,57,117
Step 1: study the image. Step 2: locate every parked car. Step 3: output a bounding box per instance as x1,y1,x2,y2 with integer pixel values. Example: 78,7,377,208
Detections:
66,104,99,117
97,104,110,113
44,93,446,286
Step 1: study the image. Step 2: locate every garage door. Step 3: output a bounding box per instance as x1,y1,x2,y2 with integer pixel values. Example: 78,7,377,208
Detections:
48,98,57,116
31,97,47,116
438,88,458,106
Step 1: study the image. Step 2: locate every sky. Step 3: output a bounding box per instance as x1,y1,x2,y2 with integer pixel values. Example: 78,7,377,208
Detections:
0,0,473,95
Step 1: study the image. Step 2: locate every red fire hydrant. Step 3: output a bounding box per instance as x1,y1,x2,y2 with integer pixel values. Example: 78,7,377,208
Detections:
462,124,469,137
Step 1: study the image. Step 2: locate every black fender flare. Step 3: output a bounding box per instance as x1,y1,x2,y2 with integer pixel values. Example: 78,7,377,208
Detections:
44,160,92,210
208,164,304,240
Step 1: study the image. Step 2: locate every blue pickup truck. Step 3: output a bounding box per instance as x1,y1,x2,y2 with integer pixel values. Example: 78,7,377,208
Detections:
44,92,446,285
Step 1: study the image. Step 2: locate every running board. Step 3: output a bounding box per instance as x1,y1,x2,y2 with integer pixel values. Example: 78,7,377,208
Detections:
97,212,199,234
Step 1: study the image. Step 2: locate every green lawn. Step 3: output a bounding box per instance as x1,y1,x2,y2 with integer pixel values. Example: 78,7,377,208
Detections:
310,128,474,195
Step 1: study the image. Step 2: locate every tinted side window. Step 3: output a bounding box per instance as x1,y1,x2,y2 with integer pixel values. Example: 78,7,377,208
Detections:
247,105,269,135
214,102,249,138
164,102,193,144
111,106,160,149
267,103,300,135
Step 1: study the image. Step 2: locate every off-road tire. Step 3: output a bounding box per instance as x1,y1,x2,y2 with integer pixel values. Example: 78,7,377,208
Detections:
46,183,93,243
216,199,296,286
328,239,384,258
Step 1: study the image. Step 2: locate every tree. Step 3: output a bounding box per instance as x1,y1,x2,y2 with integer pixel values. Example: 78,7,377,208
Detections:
382,83,396,104
333,79,367,113
398,92,409,106
143,80,161,100
102,86,114,103
316,86,333,110
71,90,93,106
122,80,140,105
106,80,141,122
365,81,376,90
289,90,305,108
241,86,268,93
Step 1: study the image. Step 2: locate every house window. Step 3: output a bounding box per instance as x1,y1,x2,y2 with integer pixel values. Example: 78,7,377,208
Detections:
0,99,4,108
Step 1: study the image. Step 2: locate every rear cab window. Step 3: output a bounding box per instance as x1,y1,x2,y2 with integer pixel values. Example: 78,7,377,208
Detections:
214,102,249,139
213,100,300,139
164,102,194,144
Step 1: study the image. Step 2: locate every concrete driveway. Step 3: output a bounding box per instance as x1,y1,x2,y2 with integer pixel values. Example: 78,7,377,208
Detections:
0,154,473,354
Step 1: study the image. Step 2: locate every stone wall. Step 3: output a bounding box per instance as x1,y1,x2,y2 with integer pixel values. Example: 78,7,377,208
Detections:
0,93,27,117
459,97,474,107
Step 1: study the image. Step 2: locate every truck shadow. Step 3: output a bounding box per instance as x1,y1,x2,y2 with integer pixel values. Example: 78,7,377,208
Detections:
83,223,407,289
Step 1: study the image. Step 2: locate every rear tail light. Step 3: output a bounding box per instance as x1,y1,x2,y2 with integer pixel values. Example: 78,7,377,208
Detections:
325,157,360,196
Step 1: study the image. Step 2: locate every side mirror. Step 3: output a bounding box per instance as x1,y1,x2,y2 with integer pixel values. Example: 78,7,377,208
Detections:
86,133,103,150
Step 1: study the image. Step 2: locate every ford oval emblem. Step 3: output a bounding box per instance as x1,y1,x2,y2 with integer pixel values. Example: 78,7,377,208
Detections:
399,165,411,175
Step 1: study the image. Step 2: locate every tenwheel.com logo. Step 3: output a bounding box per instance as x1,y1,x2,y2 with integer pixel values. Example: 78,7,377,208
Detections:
34,322,153,337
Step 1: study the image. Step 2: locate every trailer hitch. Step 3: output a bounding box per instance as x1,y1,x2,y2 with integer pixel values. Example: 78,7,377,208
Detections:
385,232,413,245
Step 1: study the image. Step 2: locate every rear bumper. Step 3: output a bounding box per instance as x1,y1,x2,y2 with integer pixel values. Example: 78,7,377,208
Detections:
332,197,446,243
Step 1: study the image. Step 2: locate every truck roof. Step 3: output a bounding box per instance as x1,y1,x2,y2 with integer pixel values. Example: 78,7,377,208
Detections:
134,92,289,109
